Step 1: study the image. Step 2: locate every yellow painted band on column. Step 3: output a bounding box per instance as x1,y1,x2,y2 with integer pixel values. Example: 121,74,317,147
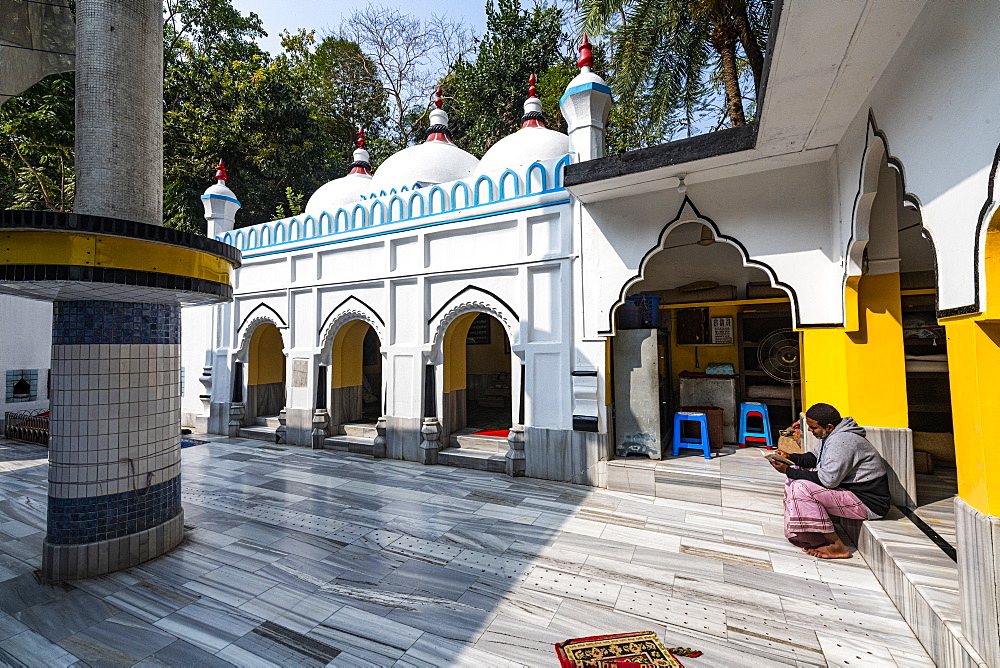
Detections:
0,231,233,285
943,208,1000,516
330,320,368,389
799,272,907,428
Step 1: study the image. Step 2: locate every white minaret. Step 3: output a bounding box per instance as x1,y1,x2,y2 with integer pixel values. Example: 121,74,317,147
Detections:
559,35,613,162
201,160,241,238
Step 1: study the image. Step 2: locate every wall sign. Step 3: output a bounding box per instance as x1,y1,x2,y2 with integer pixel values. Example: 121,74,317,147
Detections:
711,316,734,345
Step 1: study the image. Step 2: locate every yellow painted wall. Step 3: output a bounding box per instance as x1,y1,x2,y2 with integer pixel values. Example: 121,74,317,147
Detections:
248,323,285,386
330,320,369,389
466,317,511,375
442,312,478,392
941,210,1000,516
669,305,741,393
800,272,908,428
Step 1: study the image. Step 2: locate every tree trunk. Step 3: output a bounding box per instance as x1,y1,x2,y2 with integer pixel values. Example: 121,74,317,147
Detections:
734,2,765,95
712,26,746,126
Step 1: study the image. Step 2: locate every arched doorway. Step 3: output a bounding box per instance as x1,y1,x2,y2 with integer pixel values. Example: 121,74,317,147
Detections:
247,322,286,423
441,312,513,441
613,221,793,459
865,156,955,503
328,319,383,433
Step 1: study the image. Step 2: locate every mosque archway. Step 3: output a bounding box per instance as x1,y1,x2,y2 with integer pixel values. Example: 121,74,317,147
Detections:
327,319,383,433
247,321,286,423
611,219,794,460
441,312,514,441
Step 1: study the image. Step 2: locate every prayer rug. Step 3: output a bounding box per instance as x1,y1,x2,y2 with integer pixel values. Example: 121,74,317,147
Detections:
555,631,700,667
473,429,509,438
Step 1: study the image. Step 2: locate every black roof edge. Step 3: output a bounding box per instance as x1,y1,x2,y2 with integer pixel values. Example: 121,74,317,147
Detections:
564,124,758,187
564,0,784,189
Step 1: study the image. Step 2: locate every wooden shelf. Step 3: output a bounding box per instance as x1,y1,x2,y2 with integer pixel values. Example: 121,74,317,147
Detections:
659,297,789,310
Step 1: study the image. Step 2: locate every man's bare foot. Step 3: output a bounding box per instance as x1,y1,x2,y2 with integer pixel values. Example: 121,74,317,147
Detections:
805,543,851,559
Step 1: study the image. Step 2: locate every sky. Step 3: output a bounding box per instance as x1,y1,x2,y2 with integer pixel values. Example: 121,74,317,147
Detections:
229,0,490,54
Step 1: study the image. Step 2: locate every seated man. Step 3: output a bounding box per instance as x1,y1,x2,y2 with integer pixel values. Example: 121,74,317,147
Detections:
769,403,891,559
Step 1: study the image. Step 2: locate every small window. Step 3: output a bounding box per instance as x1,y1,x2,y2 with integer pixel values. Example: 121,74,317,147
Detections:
180,367,185,397
6,369,39,403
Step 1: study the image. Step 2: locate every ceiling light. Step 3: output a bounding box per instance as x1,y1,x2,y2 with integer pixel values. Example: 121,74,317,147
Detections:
676,175,687,194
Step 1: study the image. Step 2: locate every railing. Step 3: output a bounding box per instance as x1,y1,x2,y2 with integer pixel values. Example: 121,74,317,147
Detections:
4,409,49,446
218,155,572,252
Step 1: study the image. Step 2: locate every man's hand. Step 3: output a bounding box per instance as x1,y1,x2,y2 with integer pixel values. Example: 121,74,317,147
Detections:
775,450,790,459
769,459,789,474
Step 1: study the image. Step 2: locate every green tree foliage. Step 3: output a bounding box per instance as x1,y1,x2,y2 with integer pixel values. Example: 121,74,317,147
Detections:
444,0,574,158
0,72,75,211
580,0,771,135
0,0,391,233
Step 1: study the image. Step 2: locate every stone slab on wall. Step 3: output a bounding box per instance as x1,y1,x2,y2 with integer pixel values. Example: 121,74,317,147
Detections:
525,427,608,486
284,408,313,447
612,329,661,459
866,427,916,508
388,416,421,462
956,498,1000,667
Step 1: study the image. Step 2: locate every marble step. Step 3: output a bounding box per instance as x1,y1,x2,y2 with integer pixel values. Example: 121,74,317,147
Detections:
239,426,278,442
324,435,373,455
449,431,508,453
437,447,506,473
341,423,377,439
255,415,280,428
846,511,985,668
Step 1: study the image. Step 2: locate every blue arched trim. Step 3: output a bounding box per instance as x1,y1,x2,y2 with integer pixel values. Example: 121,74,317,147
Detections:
499,169,521,200
527,161,548,194
408,192,425,218
388,196,405,222
351,204,367,230
428,186,447,214
474,175,495,205
554,155,571,188
451,181,470,209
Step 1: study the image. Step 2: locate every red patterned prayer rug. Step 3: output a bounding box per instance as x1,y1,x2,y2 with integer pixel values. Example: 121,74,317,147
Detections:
473,429,509,437
554,631,700,667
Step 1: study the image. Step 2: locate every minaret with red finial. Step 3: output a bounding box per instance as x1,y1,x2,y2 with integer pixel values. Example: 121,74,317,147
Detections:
425,86,455,144
521,74,546,129
201,158,241,238
348,127,372,175
560,33,613,161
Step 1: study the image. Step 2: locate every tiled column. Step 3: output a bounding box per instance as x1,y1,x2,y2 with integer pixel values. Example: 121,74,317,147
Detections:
42,300,184,581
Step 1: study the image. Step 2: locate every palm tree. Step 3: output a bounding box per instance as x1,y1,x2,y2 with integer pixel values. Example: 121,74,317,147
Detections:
580,0,771,131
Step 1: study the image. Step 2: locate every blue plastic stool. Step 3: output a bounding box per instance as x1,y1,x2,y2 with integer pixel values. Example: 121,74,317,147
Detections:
671,411,712,459
738,402,774,449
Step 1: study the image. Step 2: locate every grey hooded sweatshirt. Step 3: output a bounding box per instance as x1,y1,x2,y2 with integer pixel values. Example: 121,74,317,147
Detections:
786,417,891,518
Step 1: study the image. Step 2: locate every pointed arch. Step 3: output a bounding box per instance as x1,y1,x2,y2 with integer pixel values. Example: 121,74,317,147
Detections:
236,305,288,363
428,285,520,361
334,209,349,234
370,200,387,227
319,212,332,235
606,196,798,333
246,227,258,249
233,230,245,249
318,296,386,364
351,203,367,230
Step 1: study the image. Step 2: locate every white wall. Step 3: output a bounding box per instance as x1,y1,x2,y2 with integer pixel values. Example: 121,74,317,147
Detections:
0,294,52,421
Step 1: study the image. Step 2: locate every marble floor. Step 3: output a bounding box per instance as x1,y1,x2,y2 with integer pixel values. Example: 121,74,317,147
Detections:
0,436,935,667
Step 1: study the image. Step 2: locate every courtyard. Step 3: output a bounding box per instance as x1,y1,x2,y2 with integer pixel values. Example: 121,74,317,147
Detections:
0,437,933,666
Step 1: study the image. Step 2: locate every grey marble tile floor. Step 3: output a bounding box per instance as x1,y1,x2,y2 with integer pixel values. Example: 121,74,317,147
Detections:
0,437,934,666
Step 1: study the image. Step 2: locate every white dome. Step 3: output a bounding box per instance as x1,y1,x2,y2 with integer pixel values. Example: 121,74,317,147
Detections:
368,141,479,194
474,125,569,177
305,172,372,215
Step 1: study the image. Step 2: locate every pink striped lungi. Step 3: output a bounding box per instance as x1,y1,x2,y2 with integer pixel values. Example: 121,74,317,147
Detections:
784,478,867,548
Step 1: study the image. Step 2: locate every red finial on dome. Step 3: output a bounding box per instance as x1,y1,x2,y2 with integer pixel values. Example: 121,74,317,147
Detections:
528,73,538,98
578,34,594,69
357,127,365,149
214,159,228,182
434,86,443,109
